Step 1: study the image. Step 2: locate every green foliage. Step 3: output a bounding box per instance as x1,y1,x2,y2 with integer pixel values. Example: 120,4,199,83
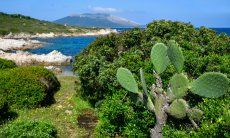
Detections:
116,68,139,93
0,120,57,138
74,20,230,137
168,99,189,119
0,66,60,108
168,73,189,100
163,94,230,137
0,89,8,117
151,43,170,74
96,92,155,137
167,40,185,72
0,58,17,69
191,72,229,98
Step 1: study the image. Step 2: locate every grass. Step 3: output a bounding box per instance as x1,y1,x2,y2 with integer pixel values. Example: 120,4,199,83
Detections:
4,76,96,138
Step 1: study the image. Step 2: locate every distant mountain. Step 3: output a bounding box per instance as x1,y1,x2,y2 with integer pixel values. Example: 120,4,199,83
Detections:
54,13,140,28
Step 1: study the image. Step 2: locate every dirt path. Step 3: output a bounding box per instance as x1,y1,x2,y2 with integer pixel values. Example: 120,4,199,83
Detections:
16,76,97,138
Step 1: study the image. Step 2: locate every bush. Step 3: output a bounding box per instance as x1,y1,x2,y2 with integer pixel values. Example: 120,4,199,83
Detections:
163,94,230,137
74,20,229,136
96,91,155,137
0,58,17,69
0,89,8,117
0,66,60,108
0,120,57,138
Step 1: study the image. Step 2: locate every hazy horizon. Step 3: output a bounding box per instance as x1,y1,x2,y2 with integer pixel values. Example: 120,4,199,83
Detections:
0,0,230,28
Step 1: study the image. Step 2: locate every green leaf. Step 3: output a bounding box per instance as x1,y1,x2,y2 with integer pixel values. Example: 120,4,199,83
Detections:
116,67,139,93
167,40,185,73
168,99,189,119
168,73,189,100
190,72,229,98
151,43,170,74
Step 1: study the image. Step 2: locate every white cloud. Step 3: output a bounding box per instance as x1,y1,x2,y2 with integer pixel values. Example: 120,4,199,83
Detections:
89,6,121,14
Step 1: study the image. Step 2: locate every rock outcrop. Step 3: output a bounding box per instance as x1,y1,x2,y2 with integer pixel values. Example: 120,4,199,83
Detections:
0,38,42,51
0,50,72,66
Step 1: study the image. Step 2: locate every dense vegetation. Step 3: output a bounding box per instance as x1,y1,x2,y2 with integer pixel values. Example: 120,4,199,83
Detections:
116,41,229,137
0,66,60,108
0,58,17,69
0,12,97,36
0,121,57,138
74,20,230,137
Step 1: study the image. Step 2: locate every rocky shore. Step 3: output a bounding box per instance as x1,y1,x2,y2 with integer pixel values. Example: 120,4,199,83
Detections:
0,38,42,51
0,50,72,66
3,28,117,39
0,28,117,51
0,28,116,74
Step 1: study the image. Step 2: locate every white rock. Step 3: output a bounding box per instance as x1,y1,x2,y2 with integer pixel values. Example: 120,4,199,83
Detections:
0,50,72,66
0,38,42,51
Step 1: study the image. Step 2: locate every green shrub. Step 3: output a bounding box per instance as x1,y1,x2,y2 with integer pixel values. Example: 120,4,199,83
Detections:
163,94,230,138
0,120,57,138
0,89,8,117
96,91,155,137
0,66,60,108
74,20,230,136
0,58,17,69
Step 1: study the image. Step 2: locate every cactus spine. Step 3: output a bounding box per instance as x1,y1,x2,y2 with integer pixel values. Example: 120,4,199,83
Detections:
116,41,229,138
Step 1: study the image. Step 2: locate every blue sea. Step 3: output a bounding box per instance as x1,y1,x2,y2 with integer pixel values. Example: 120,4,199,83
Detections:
29,28,230,75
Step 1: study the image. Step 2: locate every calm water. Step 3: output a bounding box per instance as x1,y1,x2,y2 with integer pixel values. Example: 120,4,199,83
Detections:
29,36,96,76
212,28,230,35
29,28,229,75
29,36,96,56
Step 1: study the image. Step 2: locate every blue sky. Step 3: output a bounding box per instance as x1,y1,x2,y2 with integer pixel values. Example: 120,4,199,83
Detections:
0,0,230,27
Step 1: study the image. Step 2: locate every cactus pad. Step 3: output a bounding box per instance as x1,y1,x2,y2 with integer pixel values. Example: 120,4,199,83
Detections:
168,73,189,100
140,68,148,95
167,40,185,73
187,108,203,121
190,72,229,98
151,43,170,74
117,67,139,93
168,99,189,119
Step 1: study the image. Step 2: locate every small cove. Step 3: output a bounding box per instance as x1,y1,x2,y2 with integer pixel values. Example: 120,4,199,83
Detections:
29,36,97,75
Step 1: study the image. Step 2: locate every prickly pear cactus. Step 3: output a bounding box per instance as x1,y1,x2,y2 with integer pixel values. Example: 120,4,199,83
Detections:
167,40,185,73
116,41,229,138
168,99,189,119
116,67,139,93
151,43,170,74
190,72,229,98
167,73,189,100
187,108,203,121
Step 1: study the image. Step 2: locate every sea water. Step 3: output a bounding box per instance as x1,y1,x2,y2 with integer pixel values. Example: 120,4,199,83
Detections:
29,36,96,76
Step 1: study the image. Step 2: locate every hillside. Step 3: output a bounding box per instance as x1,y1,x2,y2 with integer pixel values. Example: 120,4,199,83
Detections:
0,12,96,36
54,13,139,28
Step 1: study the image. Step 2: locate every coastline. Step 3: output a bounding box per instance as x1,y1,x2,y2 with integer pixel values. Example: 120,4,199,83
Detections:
0,28,117,74
2,28,118,39
0,28,117,51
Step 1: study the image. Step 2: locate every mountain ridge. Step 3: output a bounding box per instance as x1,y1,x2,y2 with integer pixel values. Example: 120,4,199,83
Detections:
54,13,140,28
